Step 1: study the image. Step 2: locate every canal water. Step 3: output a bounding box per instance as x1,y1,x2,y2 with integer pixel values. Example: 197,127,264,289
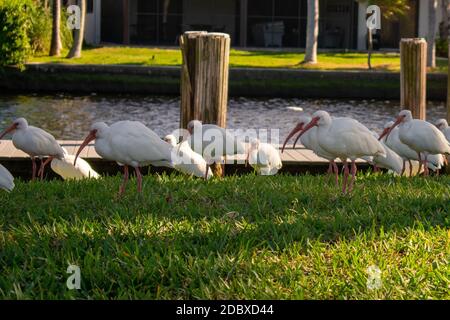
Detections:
0,94,446,141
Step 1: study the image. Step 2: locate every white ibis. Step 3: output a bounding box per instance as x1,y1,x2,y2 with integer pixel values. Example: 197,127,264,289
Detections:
75,121,173,195
246,138,282,175
282,115,340,185
0,118,64,180
362,132,403,175
0,164,14,192
293,111,386,193
51,147,100,180
380,110,450,176
435,119,450,143
186,120,247,178
163,134,213,179
380,121,441,176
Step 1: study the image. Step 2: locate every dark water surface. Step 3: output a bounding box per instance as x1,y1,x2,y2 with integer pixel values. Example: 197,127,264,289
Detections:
0,94,446,140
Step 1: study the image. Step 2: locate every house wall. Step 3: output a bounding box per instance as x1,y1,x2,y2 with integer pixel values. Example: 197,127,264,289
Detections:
85,0,445,48
357,1,367,50
84,0,101,45
418,0,443,38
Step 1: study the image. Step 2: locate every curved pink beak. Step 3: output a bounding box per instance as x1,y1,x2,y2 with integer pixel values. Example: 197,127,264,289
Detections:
378,127,390,141
74,130,96,166
0,123,18,139
293,117,320,147
281,122,304,153
379,115,404,141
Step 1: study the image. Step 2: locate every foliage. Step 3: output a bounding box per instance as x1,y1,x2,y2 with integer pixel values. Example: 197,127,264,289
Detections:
357,0,410,20
28,1,72,54
0,0,73,67
0,174,448,299
0,0,33,67
27,4,51,53
436,38,448,58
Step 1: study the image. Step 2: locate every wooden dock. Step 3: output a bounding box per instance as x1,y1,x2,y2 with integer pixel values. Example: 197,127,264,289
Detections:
0,140,369,178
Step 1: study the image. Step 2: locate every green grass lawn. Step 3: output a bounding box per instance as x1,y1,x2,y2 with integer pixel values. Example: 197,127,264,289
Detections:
30,47,448,72
0,173,449,299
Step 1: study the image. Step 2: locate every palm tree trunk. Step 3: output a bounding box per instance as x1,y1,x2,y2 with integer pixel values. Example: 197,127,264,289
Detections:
49,0,62,56
367,28,372,70
303,0,319,64
427,0,437,68
441,0,449,40
67,0,86,59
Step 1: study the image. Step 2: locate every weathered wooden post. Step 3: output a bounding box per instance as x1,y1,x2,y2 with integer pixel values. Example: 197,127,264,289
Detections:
400,38,427,120
447,40,450,123
447,41,450,174
179,31,231,176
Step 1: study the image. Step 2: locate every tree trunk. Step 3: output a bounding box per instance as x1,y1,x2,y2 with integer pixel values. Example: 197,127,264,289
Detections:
303,0,319,64
440,0,449,40
448,0,450,40
49,0,62,56
427,0,437,68
67,0,86,59
367,28,373,70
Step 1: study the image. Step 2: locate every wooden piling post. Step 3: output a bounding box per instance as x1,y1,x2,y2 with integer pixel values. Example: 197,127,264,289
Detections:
447,40,450,123
400,38,427,120
447,41,450,174
180,32,231,177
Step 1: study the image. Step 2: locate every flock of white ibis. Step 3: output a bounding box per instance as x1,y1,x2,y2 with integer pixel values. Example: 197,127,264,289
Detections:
282,110,450,193
0,110,449,195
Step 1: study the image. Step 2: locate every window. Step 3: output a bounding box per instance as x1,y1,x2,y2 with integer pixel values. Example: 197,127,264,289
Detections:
87,0,94,13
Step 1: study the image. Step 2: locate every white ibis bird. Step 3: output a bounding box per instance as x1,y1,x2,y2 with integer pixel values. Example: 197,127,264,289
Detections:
282,115,340,185
380,121,442,176
380,110,450,176
362,132,403,175
435,119,450,143
186,120,247,178
51,147,100,180
75,121,173,195
0,164,14,192
163,134,213,179
0,118,64,180
246,138,282,175
292,111,386,193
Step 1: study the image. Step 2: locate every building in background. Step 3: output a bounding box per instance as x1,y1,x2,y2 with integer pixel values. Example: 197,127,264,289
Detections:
83,0,444,50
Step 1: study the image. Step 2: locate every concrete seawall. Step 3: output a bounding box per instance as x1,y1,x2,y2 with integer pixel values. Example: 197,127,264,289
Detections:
0,63,447,100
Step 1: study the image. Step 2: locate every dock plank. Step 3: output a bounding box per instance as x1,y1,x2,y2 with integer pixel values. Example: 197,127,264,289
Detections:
0,140,369,166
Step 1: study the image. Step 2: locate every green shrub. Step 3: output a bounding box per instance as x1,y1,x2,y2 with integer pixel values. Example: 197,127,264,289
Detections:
28,4,51,53
60,5,73,49
27,2,73,55
0,0,33,67
436,38,448,58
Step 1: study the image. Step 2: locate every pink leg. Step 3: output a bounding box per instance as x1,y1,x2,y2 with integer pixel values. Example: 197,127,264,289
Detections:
373,165,379,173
408,159,413,177
348,160,357,192
423,154,429,176
38,156,53,180
38,158,45,180
134,166,143,193
417,152,422,176
119,165,129,196
204,164,210,180
342,160,349,194
401,159,406,176
325,161,332,182
31,157,37,181
332,161,339,186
